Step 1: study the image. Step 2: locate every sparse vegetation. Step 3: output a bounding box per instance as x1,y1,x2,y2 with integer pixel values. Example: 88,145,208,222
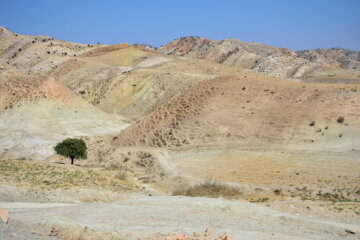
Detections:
0,160,128,191
173,181,241,198
251,197,270,203
114,171,127,181
105,161,125,170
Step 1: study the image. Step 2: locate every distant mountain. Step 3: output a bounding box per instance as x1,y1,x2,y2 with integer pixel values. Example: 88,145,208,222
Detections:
158,36,360,81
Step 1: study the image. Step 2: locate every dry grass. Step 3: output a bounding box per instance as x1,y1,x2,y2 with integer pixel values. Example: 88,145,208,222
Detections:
114,171,128,181
172,181,241,198
0,160,130,192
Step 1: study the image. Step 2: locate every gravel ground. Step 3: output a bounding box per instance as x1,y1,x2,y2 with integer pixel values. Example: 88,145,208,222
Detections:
1,195,359,240
0,218,60,240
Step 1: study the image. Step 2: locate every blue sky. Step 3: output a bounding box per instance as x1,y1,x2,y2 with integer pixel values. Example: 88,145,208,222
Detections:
1,0,359,51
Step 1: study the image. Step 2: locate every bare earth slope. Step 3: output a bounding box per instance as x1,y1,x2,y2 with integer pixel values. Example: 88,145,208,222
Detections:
0,67,128,160
158,36,360,82
108,71,360,200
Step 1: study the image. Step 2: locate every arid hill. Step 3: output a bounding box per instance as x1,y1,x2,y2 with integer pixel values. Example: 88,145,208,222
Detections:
158,36,360,82
0,57,128,160
1,25,359,165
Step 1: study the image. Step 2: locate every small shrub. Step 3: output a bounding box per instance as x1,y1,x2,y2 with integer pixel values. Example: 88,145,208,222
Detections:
79,90,86,94
251,197,270,203
114,171,127,181
274,189,282,195
105,161,124,170
172,181,241,198
309,121,315,126
337,117,344,123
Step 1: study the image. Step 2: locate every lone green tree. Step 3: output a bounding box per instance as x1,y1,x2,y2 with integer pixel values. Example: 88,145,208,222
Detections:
54,138,87,165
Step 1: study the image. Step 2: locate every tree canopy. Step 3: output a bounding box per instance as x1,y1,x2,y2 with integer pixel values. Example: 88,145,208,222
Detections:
54,138,87,165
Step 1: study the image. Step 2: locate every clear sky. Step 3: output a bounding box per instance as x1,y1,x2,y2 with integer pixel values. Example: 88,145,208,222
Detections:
1,0,359,51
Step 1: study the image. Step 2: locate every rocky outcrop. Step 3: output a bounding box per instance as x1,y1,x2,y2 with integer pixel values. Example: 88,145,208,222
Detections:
0,206,8,224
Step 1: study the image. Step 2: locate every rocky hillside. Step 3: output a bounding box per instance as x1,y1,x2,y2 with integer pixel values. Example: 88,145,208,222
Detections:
158,36,360,81
0,26,101,74
0,26,226,120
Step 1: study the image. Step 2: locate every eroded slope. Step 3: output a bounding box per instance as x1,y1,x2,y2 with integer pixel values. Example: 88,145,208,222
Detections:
159,36,360,81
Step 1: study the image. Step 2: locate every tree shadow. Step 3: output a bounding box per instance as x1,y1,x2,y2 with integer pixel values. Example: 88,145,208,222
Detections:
53,162,65,165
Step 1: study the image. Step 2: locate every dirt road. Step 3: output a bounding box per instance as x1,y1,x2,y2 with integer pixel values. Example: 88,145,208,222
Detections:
1,195,359,240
